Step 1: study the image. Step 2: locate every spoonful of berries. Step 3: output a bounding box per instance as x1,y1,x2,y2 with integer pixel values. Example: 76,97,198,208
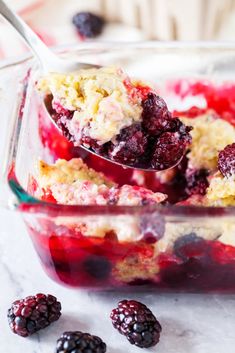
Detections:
0,0,192,171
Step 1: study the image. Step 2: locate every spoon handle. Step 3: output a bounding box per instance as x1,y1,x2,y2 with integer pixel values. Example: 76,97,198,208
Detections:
0,0,58,71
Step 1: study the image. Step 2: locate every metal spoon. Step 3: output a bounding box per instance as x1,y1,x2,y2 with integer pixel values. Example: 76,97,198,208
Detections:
0,0,95,72
0,0,183,172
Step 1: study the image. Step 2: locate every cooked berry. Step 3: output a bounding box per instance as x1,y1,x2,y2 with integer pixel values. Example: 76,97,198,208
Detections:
7,293,61,337
218,143,235,177
185,168,209,196
151,132,186,170
109,124,147,165
142,93,171,136
72,12,105,38
83,255,112,280
169,117,192,137
142,94,193,170
56,331,106,353
52,112,74,141
173,233,207,260
140,213,165,243
46,90,191,171
79,136,111,159
110,300,161,348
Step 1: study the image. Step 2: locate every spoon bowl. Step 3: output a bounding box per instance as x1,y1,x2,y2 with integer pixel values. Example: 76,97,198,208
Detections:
43,97,183,172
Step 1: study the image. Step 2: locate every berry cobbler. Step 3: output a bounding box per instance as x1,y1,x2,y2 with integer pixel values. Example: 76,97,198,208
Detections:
37,67,192,170
23,72,235,291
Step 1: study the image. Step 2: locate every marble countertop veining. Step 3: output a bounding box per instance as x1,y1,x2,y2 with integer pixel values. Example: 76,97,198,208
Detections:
1,209,235,353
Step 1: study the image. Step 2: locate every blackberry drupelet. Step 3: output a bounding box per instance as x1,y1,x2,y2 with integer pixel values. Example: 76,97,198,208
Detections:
7,293,61,337
56,331,106,353
110,300,162,348
72,12,105,38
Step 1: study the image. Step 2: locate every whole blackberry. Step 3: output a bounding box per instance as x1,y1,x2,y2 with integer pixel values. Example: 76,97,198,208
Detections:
110,300,162,348
218,143,235,177
141,93,171,136
151,132,185,170
7,293,61,337
72,12,105,38
56,331,106,353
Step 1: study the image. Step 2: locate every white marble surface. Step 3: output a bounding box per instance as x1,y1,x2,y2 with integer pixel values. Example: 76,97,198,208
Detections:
1,209,235,353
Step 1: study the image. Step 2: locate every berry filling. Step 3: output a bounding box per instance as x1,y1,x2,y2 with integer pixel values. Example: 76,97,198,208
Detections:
22,78,235,291
185,168,209,196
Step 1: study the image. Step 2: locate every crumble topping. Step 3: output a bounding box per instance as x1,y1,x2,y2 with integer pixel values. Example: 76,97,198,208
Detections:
37,158,166,206
37,67,143,144
180,113,235,170
206,172,235,206
38,158,114,189
112,250,159,283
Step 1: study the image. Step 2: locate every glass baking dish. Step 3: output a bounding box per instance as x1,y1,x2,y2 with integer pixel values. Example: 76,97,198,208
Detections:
1,42,235,292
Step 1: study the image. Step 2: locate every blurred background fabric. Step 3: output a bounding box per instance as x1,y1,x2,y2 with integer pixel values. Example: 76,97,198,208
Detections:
1,0,235,60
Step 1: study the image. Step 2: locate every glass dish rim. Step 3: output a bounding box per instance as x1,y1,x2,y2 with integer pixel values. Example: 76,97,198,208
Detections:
4,40,235,216
2,40,235,69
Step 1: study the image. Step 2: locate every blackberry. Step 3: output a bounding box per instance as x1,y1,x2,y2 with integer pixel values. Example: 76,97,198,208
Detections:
108,123,147,165
173,233,207,260
83,255,112,280
151,118,192,170
218,143,235,177
56,331,106,353
185,168,209,196
7,293,61,337
110,300,161,348
151,132,186,170
142,93,171,136
72,12,105,38
141,93,192,170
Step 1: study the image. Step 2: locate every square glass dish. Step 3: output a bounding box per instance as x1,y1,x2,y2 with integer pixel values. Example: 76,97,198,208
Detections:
1,42,235,292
